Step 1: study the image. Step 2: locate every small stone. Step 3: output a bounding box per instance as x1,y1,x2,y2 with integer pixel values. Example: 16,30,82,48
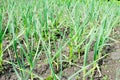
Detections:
110,49,120,60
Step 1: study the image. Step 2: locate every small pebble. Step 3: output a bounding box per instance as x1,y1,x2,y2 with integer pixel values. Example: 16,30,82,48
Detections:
110,49,120,60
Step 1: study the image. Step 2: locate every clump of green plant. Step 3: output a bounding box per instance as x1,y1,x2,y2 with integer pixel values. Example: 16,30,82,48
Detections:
1,0,120,80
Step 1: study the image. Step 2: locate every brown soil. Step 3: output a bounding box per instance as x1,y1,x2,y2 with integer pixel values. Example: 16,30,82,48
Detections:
101,43,120,80
0,27,120,80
